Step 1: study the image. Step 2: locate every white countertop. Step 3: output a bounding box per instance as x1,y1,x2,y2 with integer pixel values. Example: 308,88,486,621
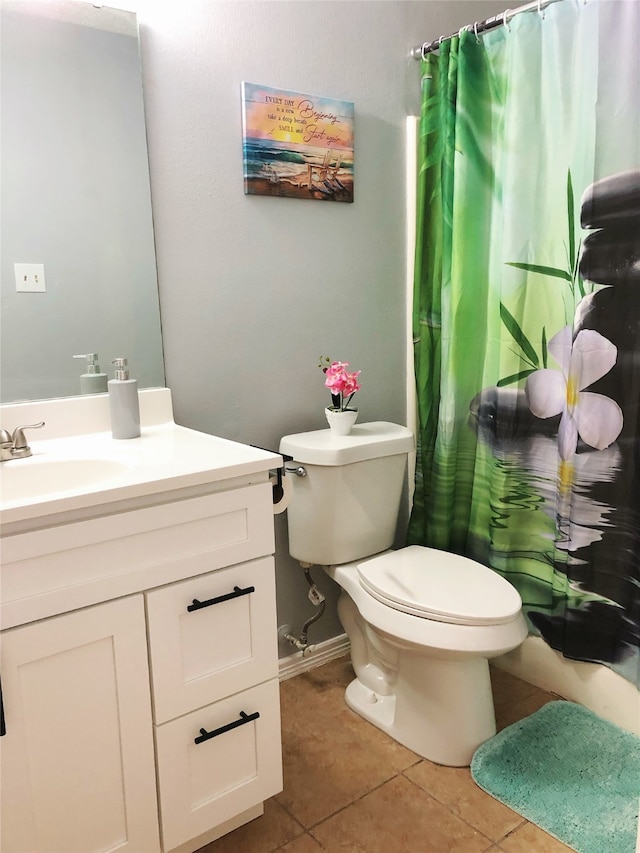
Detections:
0,390,280,529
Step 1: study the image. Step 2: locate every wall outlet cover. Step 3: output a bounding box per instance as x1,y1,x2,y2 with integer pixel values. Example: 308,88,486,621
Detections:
15,263,46,292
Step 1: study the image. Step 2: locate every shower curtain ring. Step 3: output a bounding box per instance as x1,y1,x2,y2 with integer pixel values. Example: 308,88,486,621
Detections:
421,41,428,60
537,0,546,19
473,21,481,43
503,9,512,31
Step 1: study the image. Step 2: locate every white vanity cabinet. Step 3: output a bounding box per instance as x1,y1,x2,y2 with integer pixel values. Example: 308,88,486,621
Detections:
0,595,160,853
0,407,283,853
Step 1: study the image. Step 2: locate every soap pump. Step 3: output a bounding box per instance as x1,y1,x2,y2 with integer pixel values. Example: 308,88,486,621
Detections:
108,357,141,439
73,353,108,394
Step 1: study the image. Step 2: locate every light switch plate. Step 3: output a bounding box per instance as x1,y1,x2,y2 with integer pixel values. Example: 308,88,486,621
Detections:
15,263,46,292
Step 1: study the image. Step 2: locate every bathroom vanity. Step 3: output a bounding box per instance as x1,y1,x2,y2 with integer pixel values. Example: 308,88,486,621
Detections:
0,390,283,853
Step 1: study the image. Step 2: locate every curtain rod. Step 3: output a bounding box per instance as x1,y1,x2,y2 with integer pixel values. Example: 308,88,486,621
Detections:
410,0,562,59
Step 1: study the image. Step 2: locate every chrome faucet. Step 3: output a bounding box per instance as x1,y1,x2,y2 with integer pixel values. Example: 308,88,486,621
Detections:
0,422,45,461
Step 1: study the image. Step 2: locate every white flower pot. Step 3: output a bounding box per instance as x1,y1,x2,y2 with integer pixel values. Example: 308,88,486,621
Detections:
325,407,358,436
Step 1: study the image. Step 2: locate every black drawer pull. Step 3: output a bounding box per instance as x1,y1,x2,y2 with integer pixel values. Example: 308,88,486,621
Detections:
0,676,5,737
187,585,255,612
194,710,260,745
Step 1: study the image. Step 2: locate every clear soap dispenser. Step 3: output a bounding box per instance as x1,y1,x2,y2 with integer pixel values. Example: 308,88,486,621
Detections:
73,353,108,394
108,357,141,439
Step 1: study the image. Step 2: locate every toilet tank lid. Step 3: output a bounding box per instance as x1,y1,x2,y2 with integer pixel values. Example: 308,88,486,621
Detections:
279,422,414,465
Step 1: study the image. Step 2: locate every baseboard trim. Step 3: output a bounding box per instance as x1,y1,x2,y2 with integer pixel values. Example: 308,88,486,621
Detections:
279,633,350,682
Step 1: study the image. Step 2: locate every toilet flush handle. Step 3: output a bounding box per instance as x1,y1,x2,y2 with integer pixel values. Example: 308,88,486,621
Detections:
285,464,307,477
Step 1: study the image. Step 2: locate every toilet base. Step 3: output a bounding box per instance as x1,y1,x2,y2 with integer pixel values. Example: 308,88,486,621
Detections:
345,677,397,733
329,563,526,766
344,652,497,767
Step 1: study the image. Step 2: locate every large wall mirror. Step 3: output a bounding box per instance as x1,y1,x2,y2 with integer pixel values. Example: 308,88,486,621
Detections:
0,0,165,403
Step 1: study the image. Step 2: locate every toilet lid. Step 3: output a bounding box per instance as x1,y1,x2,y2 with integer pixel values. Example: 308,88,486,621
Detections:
357,546,522,626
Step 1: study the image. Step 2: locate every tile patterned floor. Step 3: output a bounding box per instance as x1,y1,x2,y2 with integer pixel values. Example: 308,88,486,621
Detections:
200,657,573,853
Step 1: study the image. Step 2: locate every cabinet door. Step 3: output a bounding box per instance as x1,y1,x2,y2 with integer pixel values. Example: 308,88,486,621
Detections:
146,557,278,723
0,596,160,853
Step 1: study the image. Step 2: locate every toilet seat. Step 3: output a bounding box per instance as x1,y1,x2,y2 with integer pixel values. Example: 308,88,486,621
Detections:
357,546,522,626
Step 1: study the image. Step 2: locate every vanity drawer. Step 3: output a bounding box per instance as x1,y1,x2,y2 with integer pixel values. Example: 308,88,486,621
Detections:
146,557,278,723
155,679,282,852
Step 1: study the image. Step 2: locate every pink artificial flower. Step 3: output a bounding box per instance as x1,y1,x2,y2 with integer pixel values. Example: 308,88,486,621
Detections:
323,361,346,391
322,360,362,410
324,362,361,395
341,370,361,396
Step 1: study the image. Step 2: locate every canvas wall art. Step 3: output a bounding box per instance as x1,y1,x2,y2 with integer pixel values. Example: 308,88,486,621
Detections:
241,82,354,202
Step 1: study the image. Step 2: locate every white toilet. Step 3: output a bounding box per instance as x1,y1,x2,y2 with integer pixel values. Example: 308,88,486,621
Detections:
279,421,527,766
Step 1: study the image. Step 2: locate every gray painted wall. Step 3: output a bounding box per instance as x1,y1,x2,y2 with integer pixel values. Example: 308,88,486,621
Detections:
130,0,507,654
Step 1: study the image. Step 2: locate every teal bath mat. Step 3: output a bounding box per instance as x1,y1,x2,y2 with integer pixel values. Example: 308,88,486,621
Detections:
471,701,640,853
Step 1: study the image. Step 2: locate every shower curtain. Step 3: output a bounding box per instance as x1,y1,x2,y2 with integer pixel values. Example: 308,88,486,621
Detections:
408,0,640,687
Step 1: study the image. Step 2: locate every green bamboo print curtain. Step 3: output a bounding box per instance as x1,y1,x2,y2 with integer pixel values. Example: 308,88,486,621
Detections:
408,0,640,687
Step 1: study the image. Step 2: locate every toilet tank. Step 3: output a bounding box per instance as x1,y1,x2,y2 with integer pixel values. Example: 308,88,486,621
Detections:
279,422,414,566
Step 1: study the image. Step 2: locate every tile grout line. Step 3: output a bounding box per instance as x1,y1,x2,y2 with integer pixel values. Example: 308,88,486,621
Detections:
299,768,408,837
498,817,530,841
273,796,315,837
400,770,497,849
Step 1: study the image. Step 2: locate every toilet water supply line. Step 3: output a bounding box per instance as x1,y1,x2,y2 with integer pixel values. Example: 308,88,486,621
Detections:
281,565,326,657
266,456,327,656
249,446,328,654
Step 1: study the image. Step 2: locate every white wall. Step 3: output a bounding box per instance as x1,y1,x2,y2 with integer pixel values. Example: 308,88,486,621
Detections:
127,0,507,651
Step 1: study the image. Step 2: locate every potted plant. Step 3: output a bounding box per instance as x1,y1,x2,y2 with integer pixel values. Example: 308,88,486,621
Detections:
319,357,362,435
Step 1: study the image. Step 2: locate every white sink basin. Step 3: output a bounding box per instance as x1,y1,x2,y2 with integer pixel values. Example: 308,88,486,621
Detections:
0,457,130,504
0,391,280,532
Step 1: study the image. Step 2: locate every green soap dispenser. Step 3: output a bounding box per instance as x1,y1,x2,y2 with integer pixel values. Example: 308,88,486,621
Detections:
108,358,141,439
73,353,108,394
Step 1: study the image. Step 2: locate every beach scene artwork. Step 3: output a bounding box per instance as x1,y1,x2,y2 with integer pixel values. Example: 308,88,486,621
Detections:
241,82,354,202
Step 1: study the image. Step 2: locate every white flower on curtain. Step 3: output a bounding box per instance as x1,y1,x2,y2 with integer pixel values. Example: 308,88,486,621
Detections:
525,325,623,460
